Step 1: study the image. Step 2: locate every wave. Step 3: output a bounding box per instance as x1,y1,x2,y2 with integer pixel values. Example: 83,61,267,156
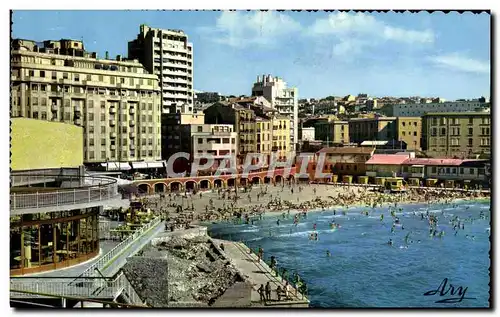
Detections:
239,228,260,233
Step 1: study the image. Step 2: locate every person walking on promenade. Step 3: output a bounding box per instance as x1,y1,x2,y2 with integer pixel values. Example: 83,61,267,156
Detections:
257,246,264,262
284,281,290,300
276,285,282,301
258,284,266,303
265,282,272,301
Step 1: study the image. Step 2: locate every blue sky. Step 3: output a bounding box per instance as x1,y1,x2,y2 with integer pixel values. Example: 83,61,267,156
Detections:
12,10,490,100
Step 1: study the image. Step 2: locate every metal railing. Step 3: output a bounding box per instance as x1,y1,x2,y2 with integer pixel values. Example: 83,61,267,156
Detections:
10,174,119,211
77,216,162,279
10,215,162,305
11,272,146,306
233,242,308,303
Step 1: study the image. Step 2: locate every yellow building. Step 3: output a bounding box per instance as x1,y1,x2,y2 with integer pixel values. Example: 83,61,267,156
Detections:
271,115,291,161
255,116,272,163
11,38,162,167
349,116,421,150
315,119,349,145
422,112,491,158
396,117,422,150
11,118,83,171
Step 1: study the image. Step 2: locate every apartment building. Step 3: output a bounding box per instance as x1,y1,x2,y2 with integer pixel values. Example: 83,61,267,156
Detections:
348,116,421,150
251,75,298,153
396,117,422,150
161,105,205,171
314,120,350,146
10,38,162,167
255,116,272,162
191,124,237,171
128,24,194,112
232,97,291,162
422,112,491,158
204,101,291,164
204,102,256,160
380,100,490,117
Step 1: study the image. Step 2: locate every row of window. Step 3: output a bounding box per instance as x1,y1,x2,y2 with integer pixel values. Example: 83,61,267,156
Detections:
430,117,490,125
85,138,158,146
401,131,418,137
196,137,235,144
400,121,419,127
23,83,159,98
429,137,490,147
430,127,489,137
21,69,155,86
430,166,485,175
85,150,159,160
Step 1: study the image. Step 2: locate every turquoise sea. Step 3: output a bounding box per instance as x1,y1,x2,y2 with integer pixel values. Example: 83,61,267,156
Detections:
206,200,491,308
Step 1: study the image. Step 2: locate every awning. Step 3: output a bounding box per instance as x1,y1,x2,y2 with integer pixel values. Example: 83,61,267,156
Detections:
411,165,425,167
131,161,166,169
100,162,131,171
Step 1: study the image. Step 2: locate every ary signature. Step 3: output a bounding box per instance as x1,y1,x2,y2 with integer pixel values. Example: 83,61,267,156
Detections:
423,278,476,304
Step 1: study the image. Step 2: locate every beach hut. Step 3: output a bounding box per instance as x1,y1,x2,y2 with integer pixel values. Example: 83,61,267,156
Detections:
426,178,438,187
332,175,338,183
445,180,455,188
342,175,352,184
408,178,420,186
375,177,386,186
357,176,369,184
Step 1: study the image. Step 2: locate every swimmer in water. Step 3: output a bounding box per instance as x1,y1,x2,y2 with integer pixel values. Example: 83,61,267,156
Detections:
404,232,411,245
388,239,393,246
380,214,384,221
326,250,331,257
277,219,280,226
313,223,317,230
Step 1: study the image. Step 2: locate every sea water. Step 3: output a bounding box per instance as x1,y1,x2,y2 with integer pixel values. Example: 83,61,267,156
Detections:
206,200,491,308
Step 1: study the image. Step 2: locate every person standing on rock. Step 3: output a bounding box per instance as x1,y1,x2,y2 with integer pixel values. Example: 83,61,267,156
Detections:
258,284,266,303
265,282,272,301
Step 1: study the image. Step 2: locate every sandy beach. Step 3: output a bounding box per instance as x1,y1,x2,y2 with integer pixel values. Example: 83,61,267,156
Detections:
132,183,490,229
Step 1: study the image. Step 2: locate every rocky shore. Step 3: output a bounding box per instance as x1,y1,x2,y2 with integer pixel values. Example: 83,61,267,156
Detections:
124,230,245,307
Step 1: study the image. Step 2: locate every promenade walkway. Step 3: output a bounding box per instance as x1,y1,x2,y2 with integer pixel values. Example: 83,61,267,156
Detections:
213,239,309,307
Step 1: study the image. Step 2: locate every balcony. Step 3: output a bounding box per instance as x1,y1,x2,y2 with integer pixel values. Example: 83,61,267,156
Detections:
74,105,81,112
130,144,135,150
129,132,135,138
51,104,58,111
129,108,135,114
10,172,119,213
366,171,377,177
111,144,116,150
110,132,117,138
109,119,116,126
129,120,136,126
110,107,116,114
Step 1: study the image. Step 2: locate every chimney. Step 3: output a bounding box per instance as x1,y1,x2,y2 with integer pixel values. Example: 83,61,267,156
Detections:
257,75,260,82
105,51,109,59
